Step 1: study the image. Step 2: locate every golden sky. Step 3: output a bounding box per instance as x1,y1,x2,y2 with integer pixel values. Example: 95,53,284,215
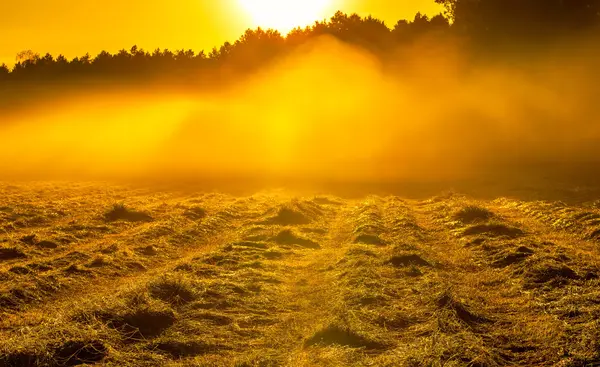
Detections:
0,0,442,66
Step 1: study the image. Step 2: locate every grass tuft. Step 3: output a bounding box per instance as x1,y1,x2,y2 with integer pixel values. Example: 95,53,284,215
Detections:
453,205,494,224
36,240,59,249
522,261,579,288
274,229,320,249
53,340,108,366
104,203,153,223
491,246,534,268
353,234,386,246
462,223,524,238
150,338,228,357
0,350,41,367
266,207,312,225
388,254,431,268
436,290,491,327
148,274,198,305
183,206,207,220
304,324,385,350
0,247,26,260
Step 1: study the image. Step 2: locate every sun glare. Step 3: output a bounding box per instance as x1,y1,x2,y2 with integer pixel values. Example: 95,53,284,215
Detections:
238,0,333,33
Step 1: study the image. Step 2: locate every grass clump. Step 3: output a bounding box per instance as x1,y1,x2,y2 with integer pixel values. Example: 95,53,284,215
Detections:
304,324,385,350
104,203,153,223
436,290,491,328
82,295,177,339
53,339,108,366
136,245,159,256
311,196,343,205
148,274,198,305
265,206,312,225
87,255,111,268
491,246,534,268
274,229,320,249
9,266,31,275
183,206,206,220
346,246,378,258
36,240,59,249
0,246,26,260
453,205,494,224
64,264,92,275
118,308,177,338
388,254,431,268
0,278,61,310
521,261,580,288
262,200,324,226
0,350,41,367
19,234,37,245
353,234,386,246
462,223,524,238
150,338,228,358
589,228,600,240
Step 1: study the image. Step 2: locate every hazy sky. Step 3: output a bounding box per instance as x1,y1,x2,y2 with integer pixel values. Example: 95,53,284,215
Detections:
0,0,442,65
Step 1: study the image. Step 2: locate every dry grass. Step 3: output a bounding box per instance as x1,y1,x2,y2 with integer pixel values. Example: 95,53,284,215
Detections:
1,183,600,366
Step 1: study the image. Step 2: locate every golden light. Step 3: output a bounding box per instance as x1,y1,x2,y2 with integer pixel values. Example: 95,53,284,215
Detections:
238,0,334,33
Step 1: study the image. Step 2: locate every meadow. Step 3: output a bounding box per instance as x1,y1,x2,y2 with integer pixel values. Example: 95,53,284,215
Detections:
1,182,599,366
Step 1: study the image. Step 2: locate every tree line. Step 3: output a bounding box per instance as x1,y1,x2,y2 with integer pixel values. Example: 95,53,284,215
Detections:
1,0,598,86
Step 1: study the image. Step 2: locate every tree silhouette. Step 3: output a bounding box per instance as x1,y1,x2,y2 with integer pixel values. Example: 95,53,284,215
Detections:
436,0,600,45
0,64,9,81
16,50,40,64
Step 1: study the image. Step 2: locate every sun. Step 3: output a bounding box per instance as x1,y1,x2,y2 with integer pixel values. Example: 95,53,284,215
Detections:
238,0,333,33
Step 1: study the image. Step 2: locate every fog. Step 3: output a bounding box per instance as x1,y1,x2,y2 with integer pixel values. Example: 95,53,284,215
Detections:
3,35,600,193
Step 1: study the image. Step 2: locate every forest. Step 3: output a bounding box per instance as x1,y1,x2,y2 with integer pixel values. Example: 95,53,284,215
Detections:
1,0,599,87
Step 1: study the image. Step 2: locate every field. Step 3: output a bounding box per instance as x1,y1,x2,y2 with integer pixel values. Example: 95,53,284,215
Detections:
1,182,600,366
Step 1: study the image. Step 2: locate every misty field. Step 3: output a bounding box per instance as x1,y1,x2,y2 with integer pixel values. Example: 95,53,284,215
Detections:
0,182,599,367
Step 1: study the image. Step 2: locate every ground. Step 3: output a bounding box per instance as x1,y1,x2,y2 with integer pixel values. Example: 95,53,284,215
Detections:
1,182,600,366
